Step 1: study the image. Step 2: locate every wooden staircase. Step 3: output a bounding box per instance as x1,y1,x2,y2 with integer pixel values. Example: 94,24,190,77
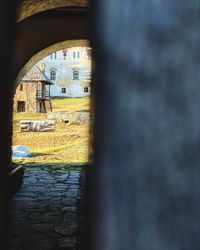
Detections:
43,99,53,113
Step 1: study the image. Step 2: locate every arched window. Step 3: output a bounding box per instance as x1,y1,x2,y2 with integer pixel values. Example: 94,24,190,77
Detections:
50,70,56,80
63,51,66,60
73,70,79,80
54,52,57,59
77,51,80,58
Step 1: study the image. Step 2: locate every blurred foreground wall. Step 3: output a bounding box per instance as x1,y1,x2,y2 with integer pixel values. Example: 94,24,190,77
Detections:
88,1,200,250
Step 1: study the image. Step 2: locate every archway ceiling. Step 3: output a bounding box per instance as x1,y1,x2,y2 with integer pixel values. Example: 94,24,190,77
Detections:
15,0,91,84
15,2,90,78
18,0,90,21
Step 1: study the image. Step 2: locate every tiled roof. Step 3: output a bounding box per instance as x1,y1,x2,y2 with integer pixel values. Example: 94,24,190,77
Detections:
22,65,53,84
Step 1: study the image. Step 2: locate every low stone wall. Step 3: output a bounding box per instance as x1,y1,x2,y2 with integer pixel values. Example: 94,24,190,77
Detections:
47,111,90,125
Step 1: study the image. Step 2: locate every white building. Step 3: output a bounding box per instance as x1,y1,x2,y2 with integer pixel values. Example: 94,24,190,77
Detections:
36,46,92,97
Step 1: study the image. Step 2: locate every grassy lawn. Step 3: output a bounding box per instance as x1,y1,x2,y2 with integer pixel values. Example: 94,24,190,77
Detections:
52,96,90,112
12,97,91,165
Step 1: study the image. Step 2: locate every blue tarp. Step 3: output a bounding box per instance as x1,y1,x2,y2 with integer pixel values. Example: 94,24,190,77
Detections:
12,145,31,158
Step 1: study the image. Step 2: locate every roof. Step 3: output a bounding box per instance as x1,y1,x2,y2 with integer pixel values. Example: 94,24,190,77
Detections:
22,65,54,85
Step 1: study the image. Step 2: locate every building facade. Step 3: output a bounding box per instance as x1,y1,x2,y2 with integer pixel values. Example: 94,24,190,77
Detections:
36,46,92,97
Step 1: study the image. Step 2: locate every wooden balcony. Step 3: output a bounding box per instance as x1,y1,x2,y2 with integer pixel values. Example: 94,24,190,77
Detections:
37,90,50,99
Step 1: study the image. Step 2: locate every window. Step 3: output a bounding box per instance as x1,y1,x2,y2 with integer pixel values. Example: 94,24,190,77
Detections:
54,52,57,59
73,70,79,80
50,70,56,80
86,48,92,59
50,54,53,59
19,84,23,91
17,101,25,112
61,88,66,93
63,51,66,60
84,87,89,93
73,51,76,58
77,51,80,58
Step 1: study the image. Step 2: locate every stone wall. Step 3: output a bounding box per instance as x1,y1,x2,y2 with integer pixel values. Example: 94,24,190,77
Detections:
47,111,90,125
13,81,37,113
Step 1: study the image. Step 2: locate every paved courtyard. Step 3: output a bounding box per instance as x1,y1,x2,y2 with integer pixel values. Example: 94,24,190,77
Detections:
10,165,86,250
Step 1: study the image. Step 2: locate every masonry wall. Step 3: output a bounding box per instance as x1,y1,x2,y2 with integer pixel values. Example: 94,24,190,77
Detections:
13,81,37,112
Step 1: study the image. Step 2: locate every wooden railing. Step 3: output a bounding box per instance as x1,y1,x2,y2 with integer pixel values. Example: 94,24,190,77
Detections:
37,90,50,99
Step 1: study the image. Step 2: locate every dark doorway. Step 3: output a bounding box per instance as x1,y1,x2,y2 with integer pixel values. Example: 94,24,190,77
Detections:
17,101,25,112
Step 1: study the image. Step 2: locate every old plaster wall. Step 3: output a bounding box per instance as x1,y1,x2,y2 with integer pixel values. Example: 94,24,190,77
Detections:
36,47,92,97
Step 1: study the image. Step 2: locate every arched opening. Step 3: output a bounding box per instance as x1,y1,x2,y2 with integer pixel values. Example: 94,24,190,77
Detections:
0,2,93,249
15,40,90,88
14,6,90,81
11,40,93,249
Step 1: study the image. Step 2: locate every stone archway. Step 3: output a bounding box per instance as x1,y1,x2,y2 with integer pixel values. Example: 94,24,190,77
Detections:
18,0,90,21
14,6,90,80
15,39,90,88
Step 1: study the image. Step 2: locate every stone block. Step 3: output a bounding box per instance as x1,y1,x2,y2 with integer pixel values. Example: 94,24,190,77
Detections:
20,120,56,132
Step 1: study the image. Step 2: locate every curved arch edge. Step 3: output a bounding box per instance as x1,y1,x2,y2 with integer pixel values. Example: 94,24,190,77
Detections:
15,39,90,88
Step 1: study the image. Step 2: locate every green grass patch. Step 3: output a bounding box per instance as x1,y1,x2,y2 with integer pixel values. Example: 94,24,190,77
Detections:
12,97,91,164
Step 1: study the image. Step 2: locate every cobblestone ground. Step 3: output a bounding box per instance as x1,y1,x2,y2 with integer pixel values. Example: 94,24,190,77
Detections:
10,165,86,250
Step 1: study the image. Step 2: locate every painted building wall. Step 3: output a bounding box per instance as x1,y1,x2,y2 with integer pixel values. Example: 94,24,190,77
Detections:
36,47,92,97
